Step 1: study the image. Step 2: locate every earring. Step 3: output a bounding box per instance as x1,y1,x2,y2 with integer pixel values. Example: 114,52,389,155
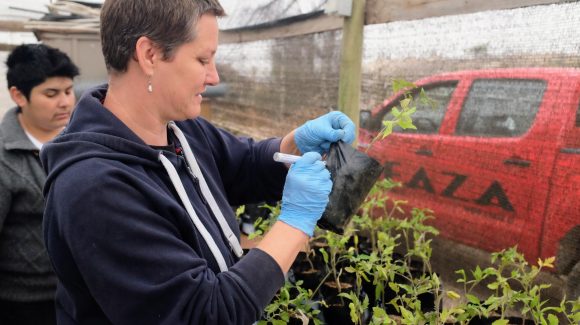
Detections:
147,77,153,93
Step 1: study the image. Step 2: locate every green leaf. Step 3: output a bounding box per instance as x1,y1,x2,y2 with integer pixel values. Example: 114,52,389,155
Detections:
399,98,412,110
455,269,467,282
446,290,461,300
319,248,329,264
492,320,509,325
392,79,417,93
400,306,413,320
539,284,552,290
452,308,466,315
344,266,356,273
392,107,401,117
473,265,483,279
440,310,451,322
404,107,417,116
398,283,413,293
539,256,556,268
349,302,358,323
372,306,387,318
487,282,499,290
398,117,416,130
547,314,559,325
380,122,394,139
573,302,580,312
388,282,399,293
466,294,480,304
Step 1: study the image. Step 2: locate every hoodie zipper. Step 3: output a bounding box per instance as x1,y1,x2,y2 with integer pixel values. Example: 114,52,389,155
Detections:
177,154,208,205
177,152,237,257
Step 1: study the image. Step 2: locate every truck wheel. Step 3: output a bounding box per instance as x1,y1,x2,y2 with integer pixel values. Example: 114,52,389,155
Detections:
565,261,580,300
556,226,580,276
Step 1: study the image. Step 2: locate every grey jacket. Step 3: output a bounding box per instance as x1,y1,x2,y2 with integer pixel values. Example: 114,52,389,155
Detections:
0,107,56,301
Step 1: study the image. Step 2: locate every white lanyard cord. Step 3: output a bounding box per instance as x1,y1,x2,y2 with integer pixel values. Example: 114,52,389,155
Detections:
168,122,244,258
159,152,229,272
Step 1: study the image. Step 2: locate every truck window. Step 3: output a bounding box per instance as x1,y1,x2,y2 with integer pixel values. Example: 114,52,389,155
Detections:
576,100,580,128
383,83,456,134
456,79,546,137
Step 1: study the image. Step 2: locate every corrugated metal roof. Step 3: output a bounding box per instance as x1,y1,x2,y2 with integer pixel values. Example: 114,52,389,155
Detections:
0,0,49,21
218,0,327,30
0,0,329,42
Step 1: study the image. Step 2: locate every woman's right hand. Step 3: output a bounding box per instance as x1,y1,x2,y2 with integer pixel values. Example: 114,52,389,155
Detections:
277,152,332,236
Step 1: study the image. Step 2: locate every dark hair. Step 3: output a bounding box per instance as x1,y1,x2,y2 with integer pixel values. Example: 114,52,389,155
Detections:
6,43,80,100
100,0,225,73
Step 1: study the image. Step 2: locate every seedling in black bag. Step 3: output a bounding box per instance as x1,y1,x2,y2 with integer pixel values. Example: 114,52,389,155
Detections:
317,141,384,234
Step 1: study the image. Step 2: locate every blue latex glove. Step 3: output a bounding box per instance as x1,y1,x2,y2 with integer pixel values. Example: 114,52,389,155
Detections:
295,111,356,154
278,152,332,236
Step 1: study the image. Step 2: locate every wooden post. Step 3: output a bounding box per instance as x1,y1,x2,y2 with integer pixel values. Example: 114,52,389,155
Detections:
338,0,365,144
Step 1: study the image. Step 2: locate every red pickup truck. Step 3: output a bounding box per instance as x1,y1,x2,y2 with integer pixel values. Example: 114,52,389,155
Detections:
358,68,580,298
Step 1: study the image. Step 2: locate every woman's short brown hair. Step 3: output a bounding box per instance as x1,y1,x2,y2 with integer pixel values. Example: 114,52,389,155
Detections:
100,0,225,73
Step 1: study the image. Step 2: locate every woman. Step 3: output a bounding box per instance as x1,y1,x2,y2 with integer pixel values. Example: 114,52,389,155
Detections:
41,0,355,324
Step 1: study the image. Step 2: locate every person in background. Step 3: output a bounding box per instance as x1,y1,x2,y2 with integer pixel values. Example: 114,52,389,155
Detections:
0,44,79,325
40,0,355,324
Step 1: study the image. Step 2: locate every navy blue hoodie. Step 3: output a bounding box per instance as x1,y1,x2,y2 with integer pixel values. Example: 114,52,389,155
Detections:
41,85,288,324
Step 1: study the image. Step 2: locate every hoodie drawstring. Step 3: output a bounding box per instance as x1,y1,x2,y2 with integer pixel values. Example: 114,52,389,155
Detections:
158,122,245,271
159,153,229,272
168,122,244,259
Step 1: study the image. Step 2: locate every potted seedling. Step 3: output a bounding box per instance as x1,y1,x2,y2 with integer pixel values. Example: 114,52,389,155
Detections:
317,229,358,324
454,246,579,324
340,250,378,324
259,280,322,325
292,248,325,293
247,202,281,240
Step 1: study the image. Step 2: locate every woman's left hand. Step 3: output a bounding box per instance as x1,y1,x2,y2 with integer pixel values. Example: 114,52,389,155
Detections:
294,111,356,154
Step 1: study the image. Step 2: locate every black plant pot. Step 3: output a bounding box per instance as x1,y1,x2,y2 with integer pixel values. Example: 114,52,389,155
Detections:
361,276,400,316
308,240,330,268
291,252,325,291
417,290,437,314
404,258,441,314
361,277,377,306
356,237,373,255
260,316,312,325
287,316,308,325
468,316,535,325
319,280,356,325
294,268,323,292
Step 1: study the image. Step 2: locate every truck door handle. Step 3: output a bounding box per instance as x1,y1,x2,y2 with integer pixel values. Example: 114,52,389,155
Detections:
415,149,433,156
503,158,531,167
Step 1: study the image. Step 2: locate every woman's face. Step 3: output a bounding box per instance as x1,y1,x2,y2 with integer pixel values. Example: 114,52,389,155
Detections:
153,13,220,122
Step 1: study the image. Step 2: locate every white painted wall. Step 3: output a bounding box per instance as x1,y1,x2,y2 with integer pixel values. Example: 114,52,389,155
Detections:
0,51,10,118
362,2,580,61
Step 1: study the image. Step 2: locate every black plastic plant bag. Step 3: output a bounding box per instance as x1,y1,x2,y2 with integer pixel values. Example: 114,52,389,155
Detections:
317,141,384,234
